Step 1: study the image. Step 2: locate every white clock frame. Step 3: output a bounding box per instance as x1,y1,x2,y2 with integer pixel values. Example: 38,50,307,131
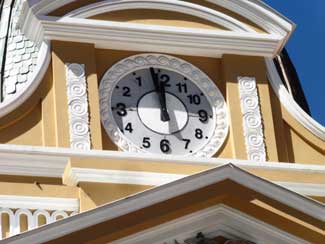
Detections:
99,53,229,157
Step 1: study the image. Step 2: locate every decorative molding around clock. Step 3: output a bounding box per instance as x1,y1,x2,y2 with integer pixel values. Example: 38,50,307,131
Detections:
238,77,266,162
99,53,229,157
65,63,91,150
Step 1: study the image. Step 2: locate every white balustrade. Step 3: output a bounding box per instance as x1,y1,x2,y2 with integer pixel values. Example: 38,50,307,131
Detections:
0,208,78,240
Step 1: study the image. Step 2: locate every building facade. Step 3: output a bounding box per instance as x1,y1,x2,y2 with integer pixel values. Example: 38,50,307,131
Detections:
0,0,324,243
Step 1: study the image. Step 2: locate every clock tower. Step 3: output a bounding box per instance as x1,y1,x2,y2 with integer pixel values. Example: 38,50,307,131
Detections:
0,1,324,243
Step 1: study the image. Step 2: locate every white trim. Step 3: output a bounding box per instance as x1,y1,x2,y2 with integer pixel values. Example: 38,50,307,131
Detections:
1,164,322,244
66,168,186,186
25,0,294,36
0,144,325,178
266,58,325,140
0,195,79,211
0,208,78,240
206,0,295,51
0,149,67,177
65,63,91,150
32,16,282,58
0,41,51,118
109,205,311,244
64,0,255,33
238,77,267,162
275,182,325,197
19,0,291,58
66,167,325,197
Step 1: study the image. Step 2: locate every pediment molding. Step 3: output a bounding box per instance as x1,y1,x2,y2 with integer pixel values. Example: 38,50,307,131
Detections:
266,58,325,141
0,162,322,244
108,205,311,244
26,0,294,36
63,0,255,32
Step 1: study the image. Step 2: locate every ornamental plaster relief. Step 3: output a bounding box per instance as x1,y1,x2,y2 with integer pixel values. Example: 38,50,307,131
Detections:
65,63,91,150
238,77,266,162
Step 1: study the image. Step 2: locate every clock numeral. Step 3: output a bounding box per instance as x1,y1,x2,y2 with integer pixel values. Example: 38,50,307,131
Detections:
198,109,209,123
182,139,191,149
160,74,171,87
142,137,151,148
160,139,170,153
136,77,142,87
115,103,127,116
176,83,188,93
187,94,201,105
125,123,133,133
195,129,203,139
123,86,131,97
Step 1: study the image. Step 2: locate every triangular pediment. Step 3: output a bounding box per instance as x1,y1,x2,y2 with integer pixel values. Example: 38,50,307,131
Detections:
2,164,323,244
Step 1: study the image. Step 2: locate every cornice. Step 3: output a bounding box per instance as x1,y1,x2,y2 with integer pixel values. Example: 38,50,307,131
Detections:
0,144,325,178
266,58,325,141
0,195,79,211
64,167,325,197
276,182,325,197
65,168,186,186
19,0,291,58
26,0,294,36
64,0,255,33
31,16,281,58
2,164,322,244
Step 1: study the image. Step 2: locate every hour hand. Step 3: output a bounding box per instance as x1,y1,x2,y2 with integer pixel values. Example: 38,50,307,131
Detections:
149,67,170,122
160,83,170,121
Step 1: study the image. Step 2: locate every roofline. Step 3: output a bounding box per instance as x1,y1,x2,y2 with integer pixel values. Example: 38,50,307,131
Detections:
2,163,324,244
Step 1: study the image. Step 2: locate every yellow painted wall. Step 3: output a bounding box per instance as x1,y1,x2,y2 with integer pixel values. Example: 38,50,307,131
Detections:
0,3,323,242
79,182,152,211
90,9,227,30
0,43,323,164
0,1,322,164
0,65,53,146
222,55,279,161
49,0,265,33
0,103,43,146
0,182,78,198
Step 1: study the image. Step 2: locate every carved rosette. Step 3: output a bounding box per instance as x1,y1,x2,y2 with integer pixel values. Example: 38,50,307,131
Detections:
238,77,266,162
65,63,91,150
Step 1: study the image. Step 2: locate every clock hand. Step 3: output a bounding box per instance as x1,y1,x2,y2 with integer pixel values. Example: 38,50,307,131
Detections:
150,67,160,92
160,81,170,121
149,67,170,121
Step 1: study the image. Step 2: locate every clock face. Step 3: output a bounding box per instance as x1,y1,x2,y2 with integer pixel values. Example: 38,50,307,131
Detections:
99,54,228,157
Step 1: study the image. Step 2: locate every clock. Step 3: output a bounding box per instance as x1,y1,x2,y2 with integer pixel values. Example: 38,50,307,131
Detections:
99,54,228,157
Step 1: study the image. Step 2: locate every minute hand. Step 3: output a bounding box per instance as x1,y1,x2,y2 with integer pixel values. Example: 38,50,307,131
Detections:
149,67,170,122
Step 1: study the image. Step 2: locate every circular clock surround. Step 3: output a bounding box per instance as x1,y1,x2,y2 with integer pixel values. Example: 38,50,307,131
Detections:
99,53,229,157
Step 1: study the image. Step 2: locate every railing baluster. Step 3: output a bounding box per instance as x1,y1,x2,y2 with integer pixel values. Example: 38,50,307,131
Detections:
0,208,77,239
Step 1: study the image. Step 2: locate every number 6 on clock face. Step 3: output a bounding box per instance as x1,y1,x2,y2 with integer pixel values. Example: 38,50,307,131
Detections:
99,54,229,157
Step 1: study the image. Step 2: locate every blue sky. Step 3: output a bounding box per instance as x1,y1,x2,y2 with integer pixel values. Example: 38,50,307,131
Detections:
263,0,324,125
